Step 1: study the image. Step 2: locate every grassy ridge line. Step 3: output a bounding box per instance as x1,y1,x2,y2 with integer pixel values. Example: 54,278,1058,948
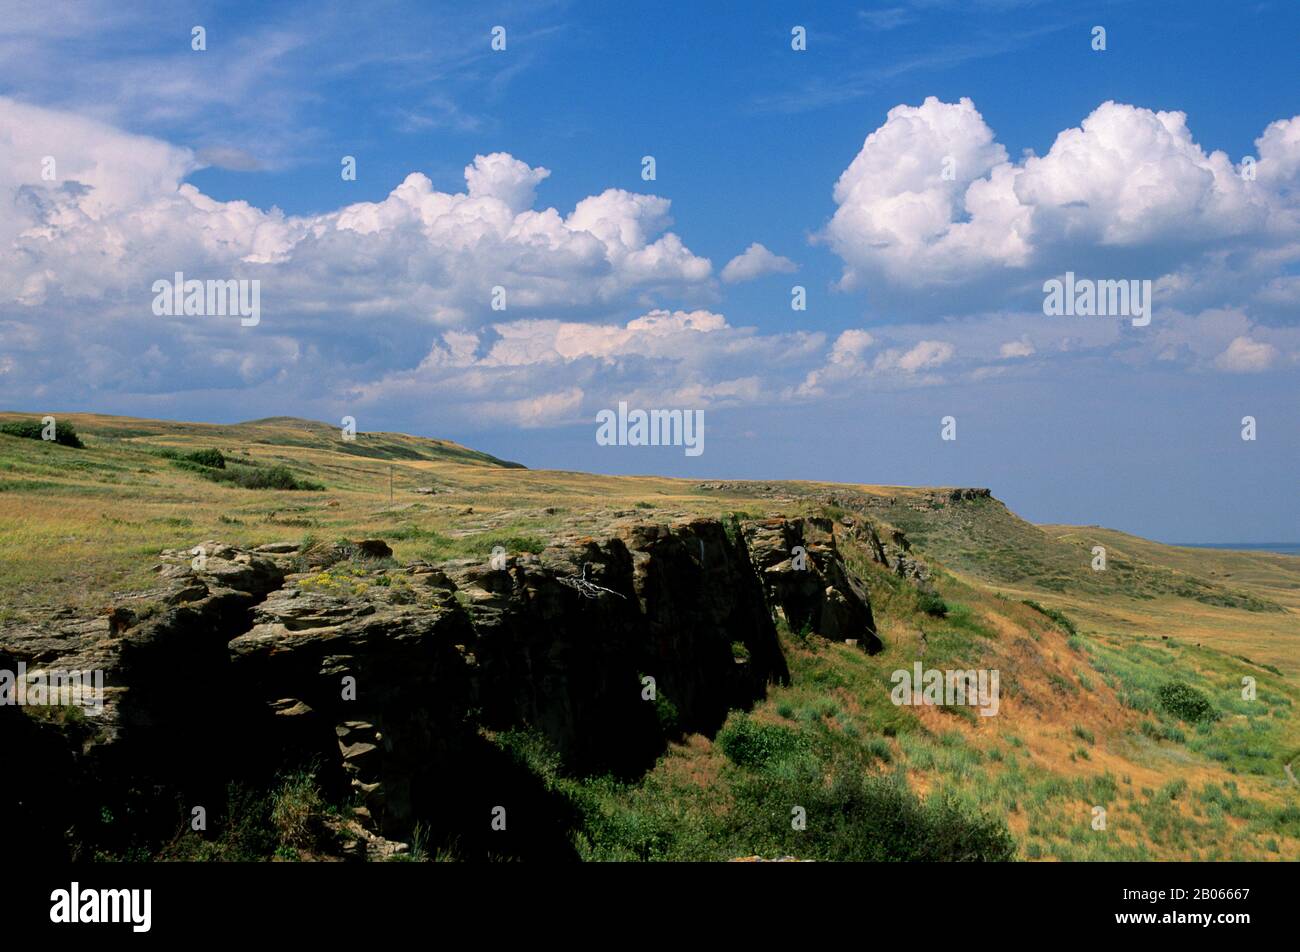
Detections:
0,411,525,469
0,412,950,622
1044,524,1300,606
884,494,1288,610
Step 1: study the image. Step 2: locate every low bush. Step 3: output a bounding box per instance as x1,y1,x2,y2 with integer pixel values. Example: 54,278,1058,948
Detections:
178,461,323,491
0,418,84,448
1022,599,1078,636
717,713,807,769
183,448,226,469
1158,680,1220,724
653,693,680,738
917,592,949,618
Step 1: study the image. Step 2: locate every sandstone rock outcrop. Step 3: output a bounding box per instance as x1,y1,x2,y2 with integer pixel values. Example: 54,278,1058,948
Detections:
2,542,288,855
742,517,882,652
444,518,789,776
1,514,880,856
848,519,931,584
228,576,476,837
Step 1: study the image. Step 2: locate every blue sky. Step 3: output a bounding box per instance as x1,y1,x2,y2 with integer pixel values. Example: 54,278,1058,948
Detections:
0,0,1296,542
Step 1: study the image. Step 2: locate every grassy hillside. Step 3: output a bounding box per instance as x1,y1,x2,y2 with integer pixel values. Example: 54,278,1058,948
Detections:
9,412,524,467
883,494,1286,613
2,411,1296,861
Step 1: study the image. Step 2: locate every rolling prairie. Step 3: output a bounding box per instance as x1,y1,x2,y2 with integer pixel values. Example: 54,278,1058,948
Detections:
2,411,1296,861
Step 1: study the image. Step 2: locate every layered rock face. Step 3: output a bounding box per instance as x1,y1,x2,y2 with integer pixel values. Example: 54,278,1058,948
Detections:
1,543,289,855
228,571,477,838
850,518,931,584
445,518,789,777
1,515,879,855
742,517,883,652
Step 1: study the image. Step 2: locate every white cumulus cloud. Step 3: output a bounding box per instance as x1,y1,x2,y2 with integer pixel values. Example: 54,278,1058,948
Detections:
1215,336,1280,373
721,242,798,283
999,339,1035,358
0,97,716,409
824,98,1300,294
875,339,955,374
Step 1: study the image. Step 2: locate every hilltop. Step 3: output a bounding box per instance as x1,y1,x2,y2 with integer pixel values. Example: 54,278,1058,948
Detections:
1,411,1296,862
2,412,525,468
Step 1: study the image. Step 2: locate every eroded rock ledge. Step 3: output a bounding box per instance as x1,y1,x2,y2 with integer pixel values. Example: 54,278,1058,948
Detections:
2,515,881,855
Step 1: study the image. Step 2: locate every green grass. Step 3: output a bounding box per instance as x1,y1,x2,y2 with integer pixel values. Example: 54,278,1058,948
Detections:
413,531,549,562
90,767,341,862
884,495,1285,613
490,724,1014,862
1086,633,1295,777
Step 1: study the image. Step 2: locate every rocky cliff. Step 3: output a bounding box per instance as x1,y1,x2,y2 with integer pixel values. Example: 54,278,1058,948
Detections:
2,515,882,858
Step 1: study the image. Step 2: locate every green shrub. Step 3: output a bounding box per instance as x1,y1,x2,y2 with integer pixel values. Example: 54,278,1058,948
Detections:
183,448,226,469
717,713,807,769
654,693,680,737
1022,600,1077,636
793,620,815,647
0,418,84,448
178,461,323,491
917,592,949,618
135,766,336,862
864,737,893,763
1158,680,1220,724
236,464,322,490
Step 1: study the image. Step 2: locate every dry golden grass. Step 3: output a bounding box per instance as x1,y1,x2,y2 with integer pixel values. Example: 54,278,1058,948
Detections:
0,411,939,620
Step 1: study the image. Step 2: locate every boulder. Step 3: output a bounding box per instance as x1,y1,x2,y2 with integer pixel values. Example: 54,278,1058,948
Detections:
355,539,393,559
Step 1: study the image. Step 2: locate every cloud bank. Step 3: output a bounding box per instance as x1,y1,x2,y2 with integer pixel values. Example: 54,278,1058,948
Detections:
1,95,1296,433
